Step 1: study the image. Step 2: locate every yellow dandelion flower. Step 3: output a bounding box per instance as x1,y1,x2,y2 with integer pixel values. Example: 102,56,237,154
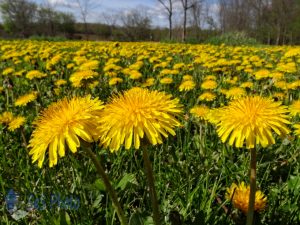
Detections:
69,70,98,87
0,111,13,124
208,96,290,148
198,92,216,102
254,69,270,80
55,79,67,86
0,87,3,93
26,70,47,80
274,80,288,90
141,78,155,87
294,124,300,137
79,60,99,71
160,77,173,84
98,87,182,151
15,70,25,76
225,87,246,99
28,96,104,167
179,80,195,92
129,70,142,80
15,92,38,107
289,100,300,117
109,77,123,86
2,68,14,76
8,116,25,131
240,82,253,89
201,80,217,90
203,75,217,80
182,75,193,81
190,105,210,120
226,182,267,214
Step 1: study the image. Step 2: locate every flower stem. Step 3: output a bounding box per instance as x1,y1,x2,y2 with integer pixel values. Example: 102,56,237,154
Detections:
142,147,160,225
83,146,128,225
20,127,28,147
246,147,256,225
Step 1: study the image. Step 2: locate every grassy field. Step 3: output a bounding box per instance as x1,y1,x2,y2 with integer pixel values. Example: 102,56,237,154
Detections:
0,40,300,225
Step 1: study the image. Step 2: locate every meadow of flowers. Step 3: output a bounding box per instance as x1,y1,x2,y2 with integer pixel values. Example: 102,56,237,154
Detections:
0,40,300,225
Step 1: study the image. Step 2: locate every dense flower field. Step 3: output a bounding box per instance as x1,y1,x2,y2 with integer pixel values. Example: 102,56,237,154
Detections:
0,40,300,225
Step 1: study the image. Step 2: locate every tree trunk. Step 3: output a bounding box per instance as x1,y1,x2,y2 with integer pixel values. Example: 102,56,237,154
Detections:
182,7,187,42
169,14,172,40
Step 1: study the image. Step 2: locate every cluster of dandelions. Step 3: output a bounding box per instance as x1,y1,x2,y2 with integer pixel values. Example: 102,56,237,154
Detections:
28,87,182,167
207,95,290,224
28,87,182,225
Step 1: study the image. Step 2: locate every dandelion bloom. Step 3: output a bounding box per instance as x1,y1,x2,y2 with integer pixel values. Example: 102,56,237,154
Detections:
109,77,123,86
26,70,47,80
294,124,300,137
208,96,290,148
98,87,182,151
190,105,210,120
0,112,13,124
69,70,98,87
226,182,267,214
28,96,104,167
55,79,67,86
225,87,246,99
141,78,155,87
198,92,216,102
160,77,173,84
8,116,25,131
201,80,217,90
240,82,253,89
289,100,300,117
179,80,195,92
15,92,38,107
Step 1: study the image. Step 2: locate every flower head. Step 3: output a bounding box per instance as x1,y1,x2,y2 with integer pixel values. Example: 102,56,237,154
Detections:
26,70,47,80
225,87,246,99
294,124,300,137
179,80,195,92
70,70,98,87
15,92,38,107
201,80,217,90
198,92,216,102
226,182,267,214
8,116,25,131
289,100,300,117
190,105,210,120
208,96,290,148
28,96,104,167
98,87,182,151
0,112,13,124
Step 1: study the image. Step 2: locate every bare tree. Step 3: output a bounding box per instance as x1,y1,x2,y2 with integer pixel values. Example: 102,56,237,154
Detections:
158,0,173,40
59,0,100,39
121,8,152,41
180,0,196,42
0,0,37,37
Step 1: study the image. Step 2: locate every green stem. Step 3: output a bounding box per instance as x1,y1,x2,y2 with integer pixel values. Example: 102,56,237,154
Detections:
83,146,128,225
5,89,9,110
246,148,256,225
20,126,28,147
142,147,160,225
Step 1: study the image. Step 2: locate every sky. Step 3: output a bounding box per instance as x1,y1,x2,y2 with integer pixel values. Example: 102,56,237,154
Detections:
32,0,218,27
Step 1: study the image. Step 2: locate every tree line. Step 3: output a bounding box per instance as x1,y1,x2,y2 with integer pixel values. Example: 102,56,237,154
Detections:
1,0,300,45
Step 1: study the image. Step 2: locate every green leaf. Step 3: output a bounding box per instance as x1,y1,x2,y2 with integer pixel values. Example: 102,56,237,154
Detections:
60,211,71,225
116,173,137,191
94,179,106,192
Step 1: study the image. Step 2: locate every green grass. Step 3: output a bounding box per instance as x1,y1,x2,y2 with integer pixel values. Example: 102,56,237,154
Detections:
0,40,300,225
